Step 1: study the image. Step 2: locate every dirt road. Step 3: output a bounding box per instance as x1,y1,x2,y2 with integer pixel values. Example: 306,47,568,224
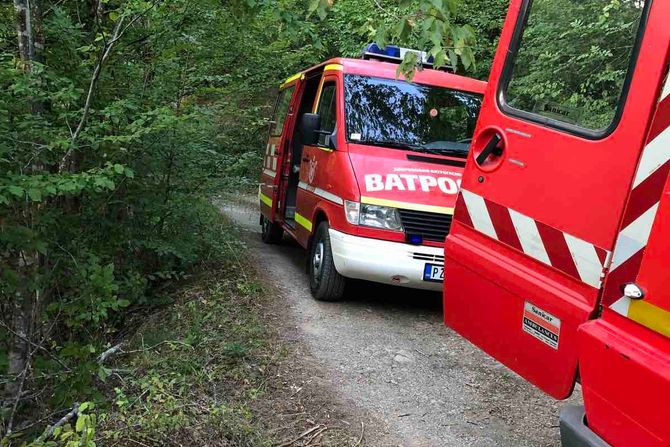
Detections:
219,197,581,447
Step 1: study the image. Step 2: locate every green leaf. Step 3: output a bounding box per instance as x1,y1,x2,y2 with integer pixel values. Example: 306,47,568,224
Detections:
7,185,23,197
113,163,125,174
76,415,86,432
27,188,42,202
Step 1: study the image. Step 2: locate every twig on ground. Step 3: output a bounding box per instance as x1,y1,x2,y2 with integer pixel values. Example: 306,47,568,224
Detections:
97,340,193,365
277,424,326,447
120,340,193,355
354,421,365,447
34,404,79,442
304,425,328,445
98,343,124,364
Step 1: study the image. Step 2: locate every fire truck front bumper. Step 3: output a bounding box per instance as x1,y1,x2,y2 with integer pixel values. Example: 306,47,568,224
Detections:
328,229,443,292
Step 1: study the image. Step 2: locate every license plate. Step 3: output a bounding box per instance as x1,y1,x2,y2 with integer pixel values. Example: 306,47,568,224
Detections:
423,264,444,282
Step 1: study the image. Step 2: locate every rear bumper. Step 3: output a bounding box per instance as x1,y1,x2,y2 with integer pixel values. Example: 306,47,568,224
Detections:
560,406,610,447
328,229,443,291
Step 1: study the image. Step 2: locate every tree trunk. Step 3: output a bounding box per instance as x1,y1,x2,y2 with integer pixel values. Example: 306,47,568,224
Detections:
4,0,44,430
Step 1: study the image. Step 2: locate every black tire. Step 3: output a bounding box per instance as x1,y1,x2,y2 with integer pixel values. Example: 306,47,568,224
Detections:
309,222,346,301
261,215,283,244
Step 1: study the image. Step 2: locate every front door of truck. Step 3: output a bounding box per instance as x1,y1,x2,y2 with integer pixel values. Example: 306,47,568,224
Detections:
443,0,669,398
261,80,299,221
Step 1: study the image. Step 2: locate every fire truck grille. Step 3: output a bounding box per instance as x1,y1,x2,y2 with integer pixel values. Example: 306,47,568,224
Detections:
398,209,453,243
411,252,445,263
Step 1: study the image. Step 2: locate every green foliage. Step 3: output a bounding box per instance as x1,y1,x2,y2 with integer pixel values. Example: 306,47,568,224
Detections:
0,0,492,442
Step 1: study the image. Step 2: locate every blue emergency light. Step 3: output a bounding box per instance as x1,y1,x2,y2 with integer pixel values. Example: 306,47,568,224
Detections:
407,234,423,245
361,43,439,69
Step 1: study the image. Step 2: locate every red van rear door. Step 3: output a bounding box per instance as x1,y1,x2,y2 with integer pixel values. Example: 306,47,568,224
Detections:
443,0,669,399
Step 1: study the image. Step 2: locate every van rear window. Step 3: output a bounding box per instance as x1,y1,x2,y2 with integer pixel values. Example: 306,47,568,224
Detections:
344,75,482,157
502,0,648,133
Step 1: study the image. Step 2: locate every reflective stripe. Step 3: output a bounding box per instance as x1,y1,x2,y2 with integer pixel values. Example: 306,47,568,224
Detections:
509,209,551,266
632,127,670,188
456,189,610,288
662,72,670,101
564,233,604,288
259,192,273,207
295,213,313,232
611,297,670,338
298,182,344,205
610,203,659,270
461,189,497,239
360,196,454,215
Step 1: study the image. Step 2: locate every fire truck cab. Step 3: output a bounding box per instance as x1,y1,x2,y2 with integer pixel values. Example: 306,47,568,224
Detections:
442,0,670,446
260,45,486,301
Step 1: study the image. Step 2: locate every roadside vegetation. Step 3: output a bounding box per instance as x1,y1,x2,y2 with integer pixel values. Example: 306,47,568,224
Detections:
1,0,508,444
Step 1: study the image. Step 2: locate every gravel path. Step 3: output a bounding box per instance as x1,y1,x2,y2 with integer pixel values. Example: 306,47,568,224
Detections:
219,196,582,447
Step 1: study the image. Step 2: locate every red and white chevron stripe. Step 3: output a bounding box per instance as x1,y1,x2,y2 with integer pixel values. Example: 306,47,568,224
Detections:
608,69,670,311
455,189,611,288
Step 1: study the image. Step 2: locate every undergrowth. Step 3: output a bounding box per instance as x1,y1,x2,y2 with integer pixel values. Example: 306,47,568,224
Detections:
95,261,278,446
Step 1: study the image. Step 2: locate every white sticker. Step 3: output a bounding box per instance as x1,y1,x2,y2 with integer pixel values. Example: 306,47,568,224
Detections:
522,302,561,349
350,133,362,141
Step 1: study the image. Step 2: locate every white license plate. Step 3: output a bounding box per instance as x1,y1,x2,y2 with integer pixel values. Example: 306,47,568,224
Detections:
423,264,444,282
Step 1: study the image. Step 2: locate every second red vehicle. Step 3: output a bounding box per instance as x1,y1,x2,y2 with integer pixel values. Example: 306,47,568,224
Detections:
259,44,486,300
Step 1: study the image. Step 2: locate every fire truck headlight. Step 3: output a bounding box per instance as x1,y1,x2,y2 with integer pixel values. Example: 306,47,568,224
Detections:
360,204,403,231
344,200,360,225
344,201,403,231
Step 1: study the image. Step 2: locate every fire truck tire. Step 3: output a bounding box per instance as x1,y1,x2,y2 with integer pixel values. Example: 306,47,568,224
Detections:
261,215,283,244
309,222,346,301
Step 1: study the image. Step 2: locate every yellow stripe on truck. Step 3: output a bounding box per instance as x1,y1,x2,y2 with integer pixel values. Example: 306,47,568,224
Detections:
360,196,455,215
281,72,304,88
295,213,313,232
628,300,670,338
259,192,273,208
324,63,343,72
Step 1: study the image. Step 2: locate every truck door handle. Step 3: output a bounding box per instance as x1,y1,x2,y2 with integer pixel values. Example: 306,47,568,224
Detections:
475,134,503,166
302,157,310,163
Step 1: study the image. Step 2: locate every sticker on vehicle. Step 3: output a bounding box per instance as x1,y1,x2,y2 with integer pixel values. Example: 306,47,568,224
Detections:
522,302,560,349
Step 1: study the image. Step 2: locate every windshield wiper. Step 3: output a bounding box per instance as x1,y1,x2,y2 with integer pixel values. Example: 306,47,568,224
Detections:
356,139,425,151
356,139,469,158
423,148,469,158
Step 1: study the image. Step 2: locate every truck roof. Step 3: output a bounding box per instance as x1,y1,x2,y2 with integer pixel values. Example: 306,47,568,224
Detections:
285,57,487,94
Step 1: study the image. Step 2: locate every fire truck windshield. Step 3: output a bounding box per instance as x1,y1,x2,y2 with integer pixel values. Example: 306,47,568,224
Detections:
343,75,482,157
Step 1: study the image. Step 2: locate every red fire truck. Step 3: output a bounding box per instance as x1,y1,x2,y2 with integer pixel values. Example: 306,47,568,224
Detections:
259,45,486,301
442,0,669,445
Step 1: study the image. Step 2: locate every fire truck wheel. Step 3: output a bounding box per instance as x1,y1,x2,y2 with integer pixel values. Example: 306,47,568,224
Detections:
309,222,346,301
261,215,283,244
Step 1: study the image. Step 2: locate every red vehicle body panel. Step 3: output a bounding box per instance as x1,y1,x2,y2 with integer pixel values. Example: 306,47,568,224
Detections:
443,0,670,444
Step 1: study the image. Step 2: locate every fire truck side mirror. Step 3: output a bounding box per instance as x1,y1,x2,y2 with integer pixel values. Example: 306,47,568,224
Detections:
301,113,321,146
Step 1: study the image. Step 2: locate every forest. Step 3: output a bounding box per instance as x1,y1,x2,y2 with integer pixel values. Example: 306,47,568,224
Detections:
0,0,642,444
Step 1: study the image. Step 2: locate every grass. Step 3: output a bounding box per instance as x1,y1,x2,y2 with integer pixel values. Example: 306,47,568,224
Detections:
96,262,279,446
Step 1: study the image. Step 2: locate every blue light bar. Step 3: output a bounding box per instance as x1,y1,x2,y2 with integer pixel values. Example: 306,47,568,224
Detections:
362,43,436,67
364,43,401,58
